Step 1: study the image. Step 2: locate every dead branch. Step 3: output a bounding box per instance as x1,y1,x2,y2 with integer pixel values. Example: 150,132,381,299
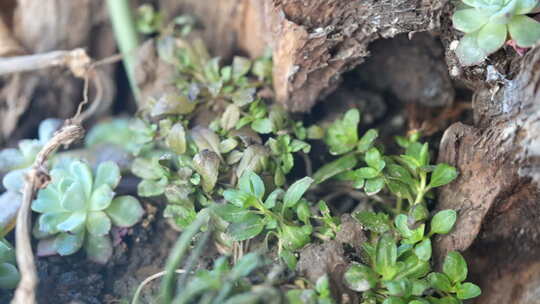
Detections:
0,48,90,77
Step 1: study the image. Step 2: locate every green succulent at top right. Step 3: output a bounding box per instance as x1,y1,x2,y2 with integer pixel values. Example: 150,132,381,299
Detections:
453,0,540,66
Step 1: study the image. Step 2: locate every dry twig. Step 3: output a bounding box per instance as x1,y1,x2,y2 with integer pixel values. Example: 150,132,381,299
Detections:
11,123,84,304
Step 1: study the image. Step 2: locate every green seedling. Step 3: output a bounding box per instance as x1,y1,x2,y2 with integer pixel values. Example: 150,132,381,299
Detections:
214,171,338,269
32,159,144,263
344,209,480,303
453,0,540,65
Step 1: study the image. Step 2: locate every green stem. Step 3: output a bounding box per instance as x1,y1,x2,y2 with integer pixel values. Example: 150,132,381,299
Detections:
106,0,140,102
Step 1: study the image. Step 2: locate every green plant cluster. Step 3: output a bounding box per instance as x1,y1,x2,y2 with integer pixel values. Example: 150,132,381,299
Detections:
0,238,19,289
314,109,457,210
305,109,481,303
452,0,540,65
344,210,480,303
130,34,322,231
31,160,144,263
214,171,339,269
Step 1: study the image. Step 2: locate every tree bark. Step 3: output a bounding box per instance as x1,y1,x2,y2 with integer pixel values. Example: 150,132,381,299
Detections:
435,48,540,304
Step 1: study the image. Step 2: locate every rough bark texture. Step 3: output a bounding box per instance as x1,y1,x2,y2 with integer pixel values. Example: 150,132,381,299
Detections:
435,48,540,304
0,0,116,145
160,0,448,112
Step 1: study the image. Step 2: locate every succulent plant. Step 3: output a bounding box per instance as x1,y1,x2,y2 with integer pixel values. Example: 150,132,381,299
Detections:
0,238,19,289
32,160,144,263
453,0,540,65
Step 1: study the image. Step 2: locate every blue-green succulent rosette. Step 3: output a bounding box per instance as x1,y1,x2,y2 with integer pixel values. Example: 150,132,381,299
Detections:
453,0,540,65
31,160,144,263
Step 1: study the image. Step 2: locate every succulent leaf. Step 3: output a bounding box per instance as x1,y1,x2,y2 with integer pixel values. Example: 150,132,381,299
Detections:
477,22,507,54
452,9,489,33
89,184,115,211
455,32,488,66
85,234,113,264
94,161,121,189
508,15,540,47
61,181,87,211
54,231,85,256
56,211,87,232
87,211,112,236
105,196,144,227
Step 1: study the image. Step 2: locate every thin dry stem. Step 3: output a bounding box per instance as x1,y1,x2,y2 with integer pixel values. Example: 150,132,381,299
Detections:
0,48,91,77
11,124,84,304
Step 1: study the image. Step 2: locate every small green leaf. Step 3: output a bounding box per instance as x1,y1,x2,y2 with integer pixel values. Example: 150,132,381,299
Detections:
296,200,311,224
85,234,113,264
150,93,196,116
137,177,167,197
251,118,273,134
365,148,385,172
313,154,358,184
227,213,264,241
354,211,390,234
375,233,398,279
61,181,87,211
190,126,222,156
508,15,540,47
284,177,313,208
235,145,269,178
427,272,453,292
383,279,412,297
414,239,432,261
443,251,468,284
94,161,121,189
477,22,507,55
223,189,252,207
356,167,379,179
214,204,253,223
430,210,457,235
86,211,112,236
57,211,86,232
357,129,378,152
457,282,481,299
325,109,360,155
105,196,144,228
232,88,256,106
131,158,165,180
89,184,115,211
280,250,297,270
264,189,283,209
395,214,413,238
238,171,265,199
281,224,311,250
166,123,187,154
193,150,220,193
455,31,488,66
409,204,429,223
0,262,19,289
221,104,241,131
232,56,252,80
70,161,93,198
344,263,378,292
452,8,489,33
411,279,429,296
365,177,385,195
429,164,458,188
54,231,84,256
163,204,196,228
